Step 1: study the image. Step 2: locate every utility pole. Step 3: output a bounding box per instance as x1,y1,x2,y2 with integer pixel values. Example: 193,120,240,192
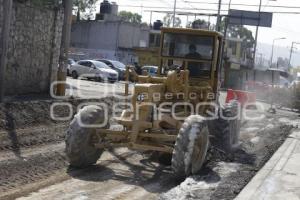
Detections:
0,0,13,102
288,42,300,70
219,0,232,86
216,0,222,31
140,3,143,16
149,11,153,26
186,15,189,28
270,37,286,68
56,0,73,96
172,0,177,27
253,0,262,69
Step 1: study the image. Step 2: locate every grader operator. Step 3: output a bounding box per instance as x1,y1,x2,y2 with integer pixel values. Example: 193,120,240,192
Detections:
65,28,241,177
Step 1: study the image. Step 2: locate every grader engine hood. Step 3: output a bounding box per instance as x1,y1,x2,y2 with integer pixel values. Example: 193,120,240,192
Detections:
132,83,166,122
118,69,216,130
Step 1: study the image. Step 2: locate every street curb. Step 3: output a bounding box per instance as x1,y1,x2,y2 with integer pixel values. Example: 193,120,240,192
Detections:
235,129,300,200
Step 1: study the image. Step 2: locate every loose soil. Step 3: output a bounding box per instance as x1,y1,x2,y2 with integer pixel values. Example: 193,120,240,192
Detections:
0,98,297,200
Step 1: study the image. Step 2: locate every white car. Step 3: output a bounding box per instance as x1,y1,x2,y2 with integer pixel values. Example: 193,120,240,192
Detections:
71,60,118,82
96,59,126,80
67,58,76,76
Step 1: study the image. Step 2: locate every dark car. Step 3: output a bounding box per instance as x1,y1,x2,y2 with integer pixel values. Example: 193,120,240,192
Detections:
96,59,126,80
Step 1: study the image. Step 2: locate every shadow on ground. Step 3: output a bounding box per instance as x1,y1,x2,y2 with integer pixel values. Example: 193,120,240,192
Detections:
66,149,181,194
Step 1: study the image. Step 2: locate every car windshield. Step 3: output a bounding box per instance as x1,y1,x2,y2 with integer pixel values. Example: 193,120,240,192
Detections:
162,33,214,60
93,61,111,69
111,61,126,69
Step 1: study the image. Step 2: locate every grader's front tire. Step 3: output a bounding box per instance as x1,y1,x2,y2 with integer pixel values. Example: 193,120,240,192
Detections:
171,115,209,178
208,100,241,153
65,105,106,168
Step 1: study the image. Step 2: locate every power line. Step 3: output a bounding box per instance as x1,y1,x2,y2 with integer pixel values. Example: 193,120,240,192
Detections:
144,10,220,17
183,0,300,9
161,0,173,7
119,4,227,11
119,5,300,14
181,0,195,9
120,0,300,10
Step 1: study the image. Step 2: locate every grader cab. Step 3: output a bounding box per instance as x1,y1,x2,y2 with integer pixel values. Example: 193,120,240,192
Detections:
66,28,241,177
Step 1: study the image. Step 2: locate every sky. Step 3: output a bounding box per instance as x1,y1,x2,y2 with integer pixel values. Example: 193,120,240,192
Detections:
93,0,300,66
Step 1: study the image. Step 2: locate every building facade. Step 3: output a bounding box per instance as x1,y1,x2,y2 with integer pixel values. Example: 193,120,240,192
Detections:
70,19,150,64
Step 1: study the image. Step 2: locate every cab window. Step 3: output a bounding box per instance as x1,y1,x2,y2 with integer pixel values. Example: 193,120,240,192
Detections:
161,33,214,78
162,33,213,60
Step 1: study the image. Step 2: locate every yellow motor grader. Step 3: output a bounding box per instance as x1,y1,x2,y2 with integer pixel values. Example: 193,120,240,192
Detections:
65,28,241,177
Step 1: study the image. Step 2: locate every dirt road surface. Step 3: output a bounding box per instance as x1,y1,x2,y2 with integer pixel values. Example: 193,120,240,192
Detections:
6,111,299,199
0,80,299,200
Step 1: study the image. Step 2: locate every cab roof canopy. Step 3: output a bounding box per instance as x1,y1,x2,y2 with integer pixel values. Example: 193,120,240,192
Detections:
160,27,223,38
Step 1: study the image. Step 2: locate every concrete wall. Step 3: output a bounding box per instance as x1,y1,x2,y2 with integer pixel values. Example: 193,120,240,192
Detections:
70,20,150,64
69,47,136,65
71,20,149,50
69,47,116,60
0,0,2,43
71,21,119,50
0,1,64,96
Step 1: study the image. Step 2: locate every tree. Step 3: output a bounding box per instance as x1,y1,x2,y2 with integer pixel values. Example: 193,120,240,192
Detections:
220,19,255,49
272,57,289,70
290,66,300,75
187,19,209,29
73,0,99,20
163,14,181,28
118,11,142,24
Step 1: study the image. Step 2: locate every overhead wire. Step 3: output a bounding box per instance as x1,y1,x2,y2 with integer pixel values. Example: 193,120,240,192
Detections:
119,4,300,15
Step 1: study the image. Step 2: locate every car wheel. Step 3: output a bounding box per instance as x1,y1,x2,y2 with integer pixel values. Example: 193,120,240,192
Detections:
72,71,78,79
95,77,102,82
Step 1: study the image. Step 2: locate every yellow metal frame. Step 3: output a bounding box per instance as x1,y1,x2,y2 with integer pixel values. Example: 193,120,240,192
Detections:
93,28,223,153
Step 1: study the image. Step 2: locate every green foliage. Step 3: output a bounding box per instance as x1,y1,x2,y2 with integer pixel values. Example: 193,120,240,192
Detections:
220,19,255,49
187,19,209,29
73,0,99,20
73,0,98,12
291,66,300,74
23,0,61,8
163,14,181,28
118,11,142,24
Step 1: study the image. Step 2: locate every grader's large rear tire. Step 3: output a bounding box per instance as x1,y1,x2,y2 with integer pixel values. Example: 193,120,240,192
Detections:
65,105,106,168
171,115,209,178
208,100,241,153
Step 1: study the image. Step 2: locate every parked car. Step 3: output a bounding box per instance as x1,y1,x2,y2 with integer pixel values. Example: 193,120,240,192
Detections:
141,66,158,76
96,59,126,80
71,60,118,83
67,58,76,76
